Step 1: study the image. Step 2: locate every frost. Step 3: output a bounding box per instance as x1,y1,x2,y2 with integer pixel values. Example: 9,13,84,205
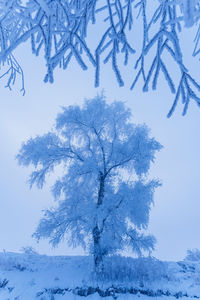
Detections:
17,94,162,272
0,1,200,115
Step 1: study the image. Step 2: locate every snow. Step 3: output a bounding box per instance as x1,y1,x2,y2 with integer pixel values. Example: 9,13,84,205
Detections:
0,252,199,300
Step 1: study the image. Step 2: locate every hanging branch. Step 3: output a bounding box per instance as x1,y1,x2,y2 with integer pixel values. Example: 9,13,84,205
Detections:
132,1,200,116
0,0,200,116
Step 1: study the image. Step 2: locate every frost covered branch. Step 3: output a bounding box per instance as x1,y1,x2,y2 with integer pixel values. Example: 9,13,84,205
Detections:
1,0,200,115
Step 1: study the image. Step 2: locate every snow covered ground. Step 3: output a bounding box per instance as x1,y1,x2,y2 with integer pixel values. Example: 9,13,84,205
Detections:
0,252,199,299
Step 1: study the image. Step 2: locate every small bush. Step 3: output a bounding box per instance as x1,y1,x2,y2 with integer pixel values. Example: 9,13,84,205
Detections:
20,246,39,256
94,256,168,284
185,249,200,262
13,263,26,272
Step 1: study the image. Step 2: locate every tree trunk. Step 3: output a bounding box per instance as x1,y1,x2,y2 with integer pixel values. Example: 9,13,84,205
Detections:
92,225,103,273
97,171,105,205
92,171,105,274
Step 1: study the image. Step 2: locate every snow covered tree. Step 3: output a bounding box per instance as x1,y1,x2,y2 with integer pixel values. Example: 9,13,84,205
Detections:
17,95,162,272
1,1,200,116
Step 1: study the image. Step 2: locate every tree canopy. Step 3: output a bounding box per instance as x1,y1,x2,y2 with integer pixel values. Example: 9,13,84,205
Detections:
17,95,162,271
0,1,200,116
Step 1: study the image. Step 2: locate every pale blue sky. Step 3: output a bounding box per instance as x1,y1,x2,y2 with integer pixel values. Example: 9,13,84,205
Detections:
0,19,200,261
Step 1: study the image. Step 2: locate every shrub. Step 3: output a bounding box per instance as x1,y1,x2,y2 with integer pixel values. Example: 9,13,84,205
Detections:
94,255,168,284
185,249,200,262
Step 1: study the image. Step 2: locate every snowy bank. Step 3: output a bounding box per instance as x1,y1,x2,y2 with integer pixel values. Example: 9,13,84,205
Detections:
0,252,199,299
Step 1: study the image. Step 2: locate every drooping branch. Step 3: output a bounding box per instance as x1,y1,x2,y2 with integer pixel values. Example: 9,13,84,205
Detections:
1,1,200,115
